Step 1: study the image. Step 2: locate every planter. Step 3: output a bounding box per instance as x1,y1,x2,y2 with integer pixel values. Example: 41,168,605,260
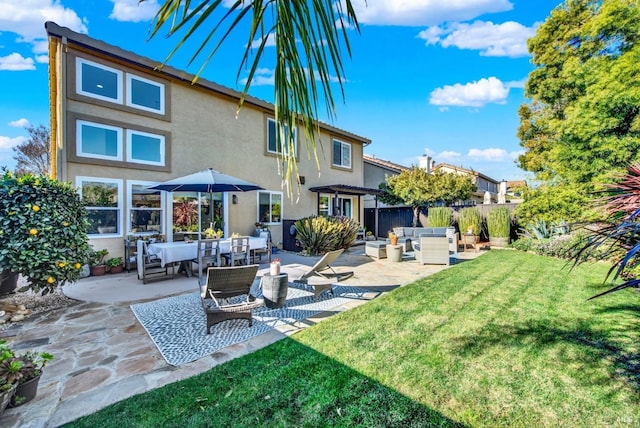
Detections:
389,236,398,245
0,271,18,296
9,375,40,407
489,237,510,248
90,265,106,276
109,264,124,274
262,274,288,309
0,384,17,416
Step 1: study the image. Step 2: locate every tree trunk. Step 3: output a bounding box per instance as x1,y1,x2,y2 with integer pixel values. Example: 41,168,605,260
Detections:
412,206,419,228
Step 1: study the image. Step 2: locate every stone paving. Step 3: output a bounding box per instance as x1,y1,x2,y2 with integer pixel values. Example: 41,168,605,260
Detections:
0,245,484,427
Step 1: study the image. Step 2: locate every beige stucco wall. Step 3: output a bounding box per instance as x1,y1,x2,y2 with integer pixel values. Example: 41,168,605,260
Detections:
57,45,367,258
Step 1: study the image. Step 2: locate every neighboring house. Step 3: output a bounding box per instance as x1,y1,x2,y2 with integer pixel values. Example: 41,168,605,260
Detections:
363,154,409,208
431,161,503,205
505,180,527,203
46,22,376,258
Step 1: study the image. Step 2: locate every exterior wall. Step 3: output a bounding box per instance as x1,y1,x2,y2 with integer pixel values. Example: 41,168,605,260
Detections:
435,164,500,204
363,161,401,208
49,28,367,259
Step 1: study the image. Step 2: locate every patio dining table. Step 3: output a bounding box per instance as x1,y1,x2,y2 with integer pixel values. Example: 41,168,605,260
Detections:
146,237,268,268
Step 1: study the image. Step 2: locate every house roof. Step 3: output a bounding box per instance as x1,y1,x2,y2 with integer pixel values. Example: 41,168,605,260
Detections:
433,163,501,184
308,184,385,196
363,154,409,173
45,21,371,146
506,180,527,189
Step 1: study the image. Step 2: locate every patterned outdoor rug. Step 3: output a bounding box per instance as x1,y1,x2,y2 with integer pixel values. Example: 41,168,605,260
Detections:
131,281,375,366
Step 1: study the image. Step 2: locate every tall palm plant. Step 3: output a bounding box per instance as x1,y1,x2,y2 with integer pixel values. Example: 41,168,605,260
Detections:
142,0,360,196
571,163,640,299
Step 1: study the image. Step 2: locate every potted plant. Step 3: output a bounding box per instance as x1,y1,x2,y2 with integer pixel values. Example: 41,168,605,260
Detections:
428,207,452,227
388,231,398,245
0,340,53,410
106,257,124,274
0,170,90,295
487,207,512,247
0,341,17,416
88,248,109,276
458,207,482,237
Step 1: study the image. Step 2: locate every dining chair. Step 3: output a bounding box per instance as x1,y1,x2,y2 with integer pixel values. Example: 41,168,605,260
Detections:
250,231,271,263
191,239,221,285
139,240,172,283
223,236,250,266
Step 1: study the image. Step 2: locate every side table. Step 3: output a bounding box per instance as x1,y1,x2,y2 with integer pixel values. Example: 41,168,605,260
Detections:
261,273,288,308
462,233,478,252
386,244,403,262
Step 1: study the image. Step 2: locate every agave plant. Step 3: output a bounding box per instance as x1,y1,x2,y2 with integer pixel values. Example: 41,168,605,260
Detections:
571,163,640,299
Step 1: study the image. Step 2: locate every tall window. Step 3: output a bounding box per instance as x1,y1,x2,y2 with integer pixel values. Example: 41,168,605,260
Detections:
76,58,123,103
126,74,165,114
77,120,122,161
78,177,122,237
333,139,351,168
267,118,297,155
258,191,282,224
128,181,163,233
126,130,165,165
76,57,166,115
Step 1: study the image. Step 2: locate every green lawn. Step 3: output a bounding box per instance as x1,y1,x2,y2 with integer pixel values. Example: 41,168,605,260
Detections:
67,251,640,427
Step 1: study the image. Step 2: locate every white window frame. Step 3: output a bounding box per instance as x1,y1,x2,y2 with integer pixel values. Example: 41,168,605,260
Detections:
127,180,165,234
126,73,165,114
267,118,297,156
77,120,123,161
257,191,283,225
126,129,165,166
77,176,123,238
76,57,123,104
332,139,352,169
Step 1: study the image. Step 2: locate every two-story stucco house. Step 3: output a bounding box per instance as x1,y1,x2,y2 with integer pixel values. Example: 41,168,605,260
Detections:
45,22,375,259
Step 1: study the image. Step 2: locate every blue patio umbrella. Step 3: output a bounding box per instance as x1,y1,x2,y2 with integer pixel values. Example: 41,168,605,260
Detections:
148,168,264,238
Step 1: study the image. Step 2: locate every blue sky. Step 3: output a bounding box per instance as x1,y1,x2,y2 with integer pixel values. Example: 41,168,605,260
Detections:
0,0,563,181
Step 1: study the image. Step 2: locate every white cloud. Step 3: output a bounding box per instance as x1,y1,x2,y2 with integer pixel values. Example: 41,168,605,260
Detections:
429,77,509,107
250,33,276,49
439,150,462,160
505,77,527,89
345,0,513,26
0,53,36,71
417,20,537,57
0,135,25,150
9,118,30,128
35,54,49,64
109,0,160,23
0,0,87,42
467,148,520,162
240,68,275,86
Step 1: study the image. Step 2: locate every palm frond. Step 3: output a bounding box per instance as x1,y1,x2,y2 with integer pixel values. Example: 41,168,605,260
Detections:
142,0,360,197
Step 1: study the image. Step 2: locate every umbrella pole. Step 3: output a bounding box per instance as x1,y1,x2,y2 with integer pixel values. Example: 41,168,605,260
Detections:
197,191,202,241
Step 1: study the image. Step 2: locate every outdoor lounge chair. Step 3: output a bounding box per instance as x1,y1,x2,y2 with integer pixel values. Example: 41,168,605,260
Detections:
289,249,354,299
201,265,263,332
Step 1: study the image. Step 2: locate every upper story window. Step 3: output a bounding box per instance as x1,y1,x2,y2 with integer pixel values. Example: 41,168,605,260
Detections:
76,58,123,103
75,57,165,116
127,74,165,114
78,177,123,237
77,120,123,161
258,191,282,224
126,130,165,166
76,119,165,166
267,118,297,155
332,139,351,169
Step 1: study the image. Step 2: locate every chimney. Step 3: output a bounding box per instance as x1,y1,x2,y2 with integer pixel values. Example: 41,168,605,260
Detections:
419,155,434,173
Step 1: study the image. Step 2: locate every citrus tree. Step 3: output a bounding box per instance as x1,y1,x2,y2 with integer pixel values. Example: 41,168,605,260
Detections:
0,170,90,294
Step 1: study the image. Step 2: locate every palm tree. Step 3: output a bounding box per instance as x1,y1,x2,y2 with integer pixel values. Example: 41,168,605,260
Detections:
143,0,360,196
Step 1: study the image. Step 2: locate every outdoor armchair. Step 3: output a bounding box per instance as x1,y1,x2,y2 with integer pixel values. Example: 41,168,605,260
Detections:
201,265,263,332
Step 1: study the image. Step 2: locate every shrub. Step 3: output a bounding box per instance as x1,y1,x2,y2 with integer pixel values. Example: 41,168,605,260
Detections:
428,207,451,227
458,207,482,235
294,216,359,255
0,170,90,294
487,207,511,238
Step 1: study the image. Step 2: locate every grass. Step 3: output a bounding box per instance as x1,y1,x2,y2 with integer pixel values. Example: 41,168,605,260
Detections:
66,251,640,427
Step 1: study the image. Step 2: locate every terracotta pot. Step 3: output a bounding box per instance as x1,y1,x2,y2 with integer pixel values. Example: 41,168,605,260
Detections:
109,264,124,274
0,271,18,296
90,265,106,276
389,236,398,245
9,375,40,407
